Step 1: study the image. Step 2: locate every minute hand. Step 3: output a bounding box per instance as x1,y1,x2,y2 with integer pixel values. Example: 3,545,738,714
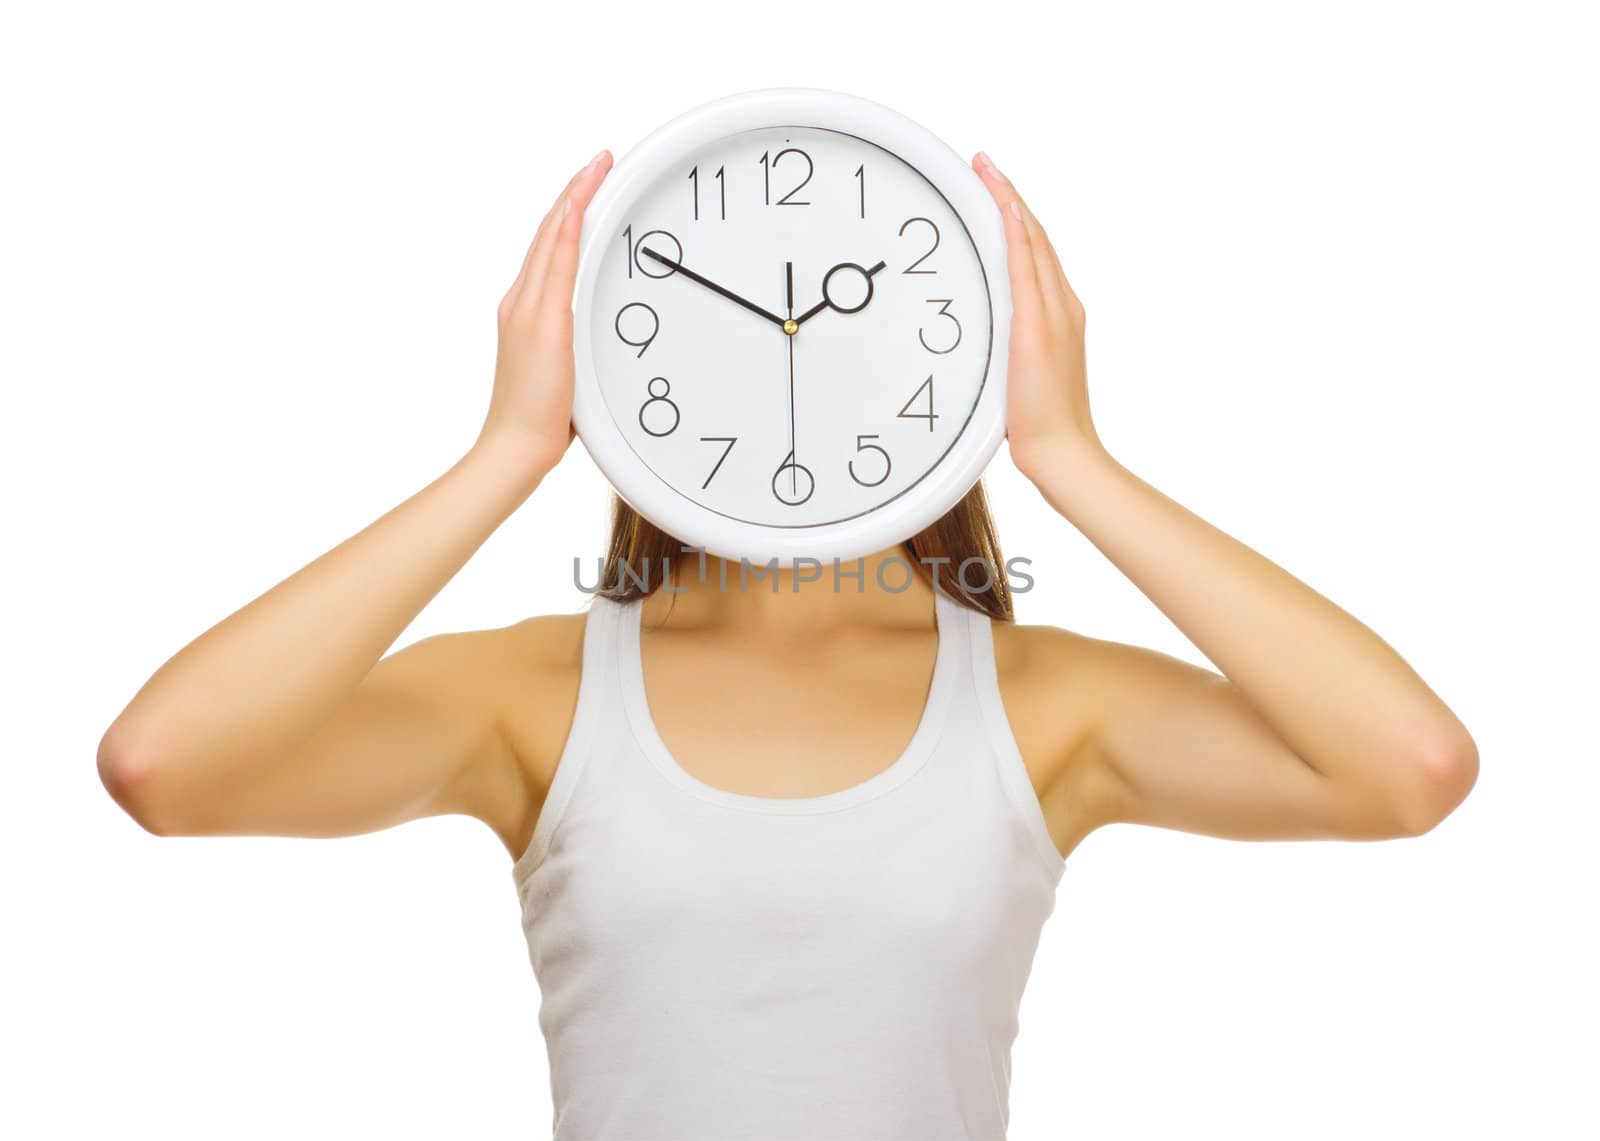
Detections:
639,247,788,330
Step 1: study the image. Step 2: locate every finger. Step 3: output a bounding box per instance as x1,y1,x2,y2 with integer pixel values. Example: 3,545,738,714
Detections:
974,153,1073,320
533,161,611,341
505,150,610,306
1024,206,1088,324
973,152,1044,325
1018,197,1081,326
506,168,586,300
526,150,614,315
1020,196,1084,324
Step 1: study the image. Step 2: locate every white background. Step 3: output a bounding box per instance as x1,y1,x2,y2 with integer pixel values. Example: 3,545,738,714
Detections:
3,1,1595,1137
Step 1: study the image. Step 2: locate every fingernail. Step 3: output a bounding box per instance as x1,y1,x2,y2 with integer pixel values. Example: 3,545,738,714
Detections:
561,196,573,218
584,149,608,175
1009,200,1024,220
976,151,998,175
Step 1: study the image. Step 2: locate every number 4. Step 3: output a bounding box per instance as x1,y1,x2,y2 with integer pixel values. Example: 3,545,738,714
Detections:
897,375,938,431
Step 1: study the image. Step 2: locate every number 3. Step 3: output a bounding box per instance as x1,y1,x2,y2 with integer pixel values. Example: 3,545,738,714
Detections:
918,299,961,354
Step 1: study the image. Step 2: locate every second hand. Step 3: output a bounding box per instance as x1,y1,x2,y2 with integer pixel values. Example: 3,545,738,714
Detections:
786,261,796,497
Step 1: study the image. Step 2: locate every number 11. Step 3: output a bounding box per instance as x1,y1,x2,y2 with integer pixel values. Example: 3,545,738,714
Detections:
689,165,726,221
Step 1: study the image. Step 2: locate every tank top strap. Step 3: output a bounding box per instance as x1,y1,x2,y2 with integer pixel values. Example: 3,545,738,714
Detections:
931,584,989,695
950,591,1069,879
510,595,635,885
929,584,972,681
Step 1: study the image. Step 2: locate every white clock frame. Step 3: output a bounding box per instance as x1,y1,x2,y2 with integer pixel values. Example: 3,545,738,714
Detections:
571,87,1011,565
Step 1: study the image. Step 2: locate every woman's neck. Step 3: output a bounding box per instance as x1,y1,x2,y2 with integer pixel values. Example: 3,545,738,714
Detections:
639,546,938,637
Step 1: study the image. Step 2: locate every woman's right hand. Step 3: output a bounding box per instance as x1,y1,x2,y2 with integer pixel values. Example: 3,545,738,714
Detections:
99,151,615,844
477,149,614,478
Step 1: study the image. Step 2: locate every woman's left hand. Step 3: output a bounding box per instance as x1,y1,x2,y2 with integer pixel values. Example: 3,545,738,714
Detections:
970,153,1478,847
972,153,1101,480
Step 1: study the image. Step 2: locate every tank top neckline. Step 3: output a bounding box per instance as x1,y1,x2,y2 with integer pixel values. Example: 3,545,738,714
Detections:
615,587,966,817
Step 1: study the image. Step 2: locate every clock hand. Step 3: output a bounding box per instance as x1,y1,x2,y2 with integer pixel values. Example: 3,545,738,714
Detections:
785,261,797,497
639,247,789,330
793,259,888,327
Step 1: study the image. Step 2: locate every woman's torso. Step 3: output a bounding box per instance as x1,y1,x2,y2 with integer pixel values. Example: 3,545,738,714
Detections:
506,588,1071,1140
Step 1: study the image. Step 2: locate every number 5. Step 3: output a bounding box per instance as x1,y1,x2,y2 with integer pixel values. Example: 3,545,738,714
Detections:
849,434,892,487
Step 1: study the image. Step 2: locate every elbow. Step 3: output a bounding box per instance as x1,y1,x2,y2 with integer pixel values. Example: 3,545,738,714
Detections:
1389,722,1480,838
97,723,182,837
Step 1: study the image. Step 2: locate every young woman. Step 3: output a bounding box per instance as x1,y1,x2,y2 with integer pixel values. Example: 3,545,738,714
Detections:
98,148,1478,1140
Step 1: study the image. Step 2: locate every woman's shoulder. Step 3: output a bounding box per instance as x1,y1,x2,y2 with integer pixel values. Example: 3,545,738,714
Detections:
984,619,1148,845
495,610,590,729
502,609,591,669
991,617,1176,693
989,618,1102,689
429,610,591,789
986,620,1100,767
989,618,1222,816
419,609,588,688
990,617,1203,744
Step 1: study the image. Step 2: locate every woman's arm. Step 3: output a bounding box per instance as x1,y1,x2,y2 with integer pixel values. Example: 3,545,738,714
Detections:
97,151,613,847
973,153,1477,849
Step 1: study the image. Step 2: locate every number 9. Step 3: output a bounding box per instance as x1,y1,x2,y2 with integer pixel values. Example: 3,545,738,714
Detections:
615,302,660,358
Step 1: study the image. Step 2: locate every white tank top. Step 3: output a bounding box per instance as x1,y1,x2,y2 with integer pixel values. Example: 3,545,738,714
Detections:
511,588,1066,1140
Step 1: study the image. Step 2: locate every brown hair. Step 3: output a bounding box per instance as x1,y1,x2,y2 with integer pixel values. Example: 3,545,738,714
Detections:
594,482,1014,621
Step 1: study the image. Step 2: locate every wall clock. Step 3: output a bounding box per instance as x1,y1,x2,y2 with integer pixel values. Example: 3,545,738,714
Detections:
572,88,1010,565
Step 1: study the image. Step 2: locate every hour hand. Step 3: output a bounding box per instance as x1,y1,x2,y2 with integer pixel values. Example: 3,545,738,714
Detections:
793,259,888,327
639,246,788,330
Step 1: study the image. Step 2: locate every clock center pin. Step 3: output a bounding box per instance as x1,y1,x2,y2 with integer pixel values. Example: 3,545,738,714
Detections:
783,319,799,335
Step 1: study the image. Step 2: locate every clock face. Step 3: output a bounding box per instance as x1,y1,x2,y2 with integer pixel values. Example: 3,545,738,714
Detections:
586,125,993,536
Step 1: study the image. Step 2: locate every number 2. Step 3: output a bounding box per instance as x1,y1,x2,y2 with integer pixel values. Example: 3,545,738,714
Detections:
899,217,940,274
